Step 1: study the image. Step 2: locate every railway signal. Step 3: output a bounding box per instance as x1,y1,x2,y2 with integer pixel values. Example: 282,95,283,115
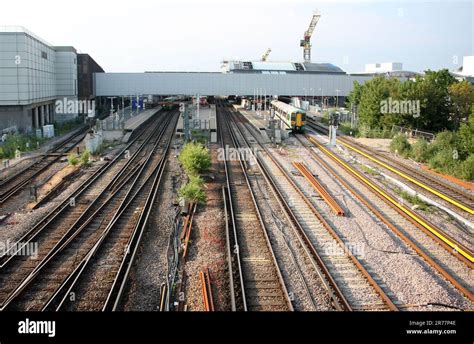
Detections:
328,112,339,146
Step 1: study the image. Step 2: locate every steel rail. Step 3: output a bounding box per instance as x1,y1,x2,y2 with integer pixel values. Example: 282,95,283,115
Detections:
0,113,175,310
293,161,345,216
47,113,178,311
306,134,474,265
229,105,399,311
0,109,166,267
302,134,474,302
307,120,474,215
219,103,293,311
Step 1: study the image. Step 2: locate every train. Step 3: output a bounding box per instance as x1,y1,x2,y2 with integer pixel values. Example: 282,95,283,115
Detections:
270,100,306,132
161,95,187,110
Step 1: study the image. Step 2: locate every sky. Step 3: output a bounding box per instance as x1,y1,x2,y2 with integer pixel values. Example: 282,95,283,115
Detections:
0,0,472,73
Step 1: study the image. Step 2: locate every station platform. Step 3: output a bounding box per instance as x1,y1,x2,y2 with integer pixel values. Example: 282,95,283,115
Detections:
124,107,162,131
177,104,217,143
232,105,271,143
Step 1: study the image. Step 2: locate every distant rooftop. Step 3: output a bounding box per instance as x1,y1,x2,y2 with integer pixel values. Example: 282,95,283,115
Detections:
365,62,403,73
221,60,346,74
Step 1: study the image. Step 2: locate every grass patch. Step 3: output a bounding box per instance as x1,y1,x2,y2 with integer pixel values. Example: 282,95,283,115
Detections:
54,117,83,136
395,189,431,211
0,134,47,159
360,165,379,176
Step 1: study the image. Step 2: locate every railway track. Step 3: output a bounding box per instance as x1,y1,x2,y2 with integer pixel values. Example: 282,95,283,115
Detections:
3,111,176,310
307,120,474,215
0,109,171,310
296,133,474,304
224,104,398,311
303,129,474,265
218,104,293,311
0,125,89,204
48,112,178,311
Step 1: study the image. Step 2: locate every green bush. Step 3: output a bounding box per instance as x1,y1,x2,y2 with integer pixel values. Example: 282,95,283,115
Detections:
458,114,474,157
428,148,458,174
68,154,79,166
178,176,206,204
358,124,371,138
338,122,359,136
0,134,44,159
455,154,474,180
410,138,431,162
390,134,412,158
178,142,211,176
80,150,91,166
430,131,459,154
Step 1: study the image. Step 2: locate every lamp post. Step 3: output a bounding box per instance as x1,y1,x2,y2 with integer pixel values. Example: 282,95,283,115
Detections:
264,89,267,111
319,88,323,110
335,89,340,108
107,97,116,116
253,88,256,111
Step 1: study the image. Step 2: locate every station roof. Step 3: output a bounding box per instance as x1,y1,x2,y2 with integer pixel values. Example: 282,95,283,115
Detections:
222,60,346,74
302,62,345,74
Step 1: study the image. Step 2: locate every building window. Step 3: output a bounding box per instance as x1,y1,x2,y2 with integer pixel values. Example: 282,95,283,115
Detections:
41,51,47,59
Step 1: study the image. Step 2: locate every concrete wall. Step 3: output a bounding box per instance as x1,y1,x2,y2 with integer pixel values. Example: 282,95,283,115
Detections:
0,30,56,105
0,106,31,132
94,72,373,97
0,29,79,130
53,47,78,122
55,48,77,97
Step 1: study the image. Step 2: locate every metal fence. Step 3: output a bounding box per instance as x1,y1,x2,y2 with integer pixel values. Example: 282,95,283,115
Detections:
392,125,436,141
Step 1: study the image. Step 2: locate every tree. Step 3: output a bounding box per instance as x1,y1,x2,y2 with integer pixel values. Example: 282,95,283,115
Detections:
406,70,456,131
357,76,401,129
345,81,363,110
449,81,474,130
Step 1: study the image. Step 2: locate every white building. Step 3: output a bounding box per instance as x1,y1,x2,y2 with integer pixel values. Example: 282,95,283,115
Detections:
365,62,403,74
0,26,78,132
459,56,474,77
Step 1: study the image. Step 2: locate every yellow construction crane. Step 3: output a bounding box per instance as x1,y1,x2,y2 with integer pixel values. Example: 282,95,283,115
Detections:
261,48,271,61
300,11,321,63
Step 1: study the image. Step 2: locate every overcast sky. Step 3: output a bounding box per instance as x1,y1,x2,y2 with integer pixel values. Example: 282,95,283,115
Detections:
1,0,472,73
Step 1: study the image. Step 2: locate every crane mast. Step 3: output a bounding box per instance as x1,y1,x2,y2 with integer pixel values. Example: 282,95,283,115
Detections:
300,11,321,63
261,48,271,61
